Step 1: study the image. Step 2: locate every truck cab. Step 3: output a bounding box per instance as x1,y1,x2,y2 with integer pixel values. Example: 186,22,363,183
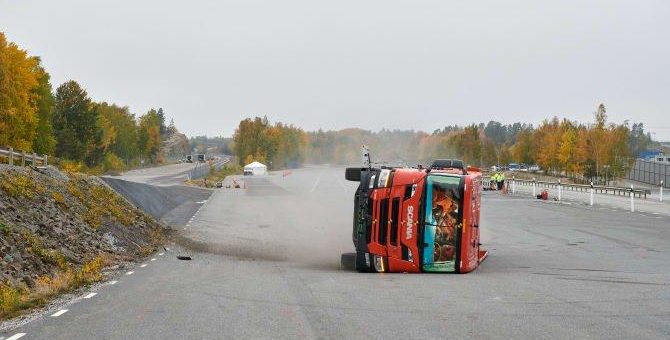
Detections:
346,159,487,273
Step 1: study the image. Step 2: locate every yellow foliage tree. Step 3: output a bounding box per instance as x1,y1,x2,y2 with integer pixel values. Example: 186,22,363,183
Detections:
0,33,40,150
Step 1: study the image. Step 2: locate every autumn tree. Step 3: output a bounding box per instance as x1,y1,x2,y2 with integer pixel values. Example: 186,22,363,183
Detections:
138,109,162,163
31,63,56,154
0,32,40,150
448,125,482,166
53,80,100,165
558,123,578,176
96,103,139,163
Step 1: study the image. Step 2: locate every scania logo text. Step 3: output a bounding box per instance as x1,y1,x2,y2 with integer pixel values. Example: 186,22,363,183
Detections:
406,206,414,239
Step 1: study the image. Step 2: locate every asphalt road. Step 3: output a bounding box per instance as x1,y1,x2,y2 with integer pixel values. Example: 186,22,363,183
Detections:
2,166,670,339
110,157,229,186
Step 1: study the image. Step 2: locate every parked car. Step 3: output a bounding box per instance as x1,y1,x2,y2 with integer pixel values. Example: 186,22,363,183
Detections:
529,164,540,172
508,163,520,171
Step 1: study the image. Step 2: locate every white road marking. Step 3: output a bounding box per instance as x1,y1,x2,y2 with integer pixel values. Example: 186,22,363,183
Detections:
108,280,118,285
6,333,26,340
151,258,156,261
656,216,663,219
126,271,134,275
51,309,68,317
140,264,147,268
83,292,97,299
159,252,164,256
652,212,660,215
310,173,323,193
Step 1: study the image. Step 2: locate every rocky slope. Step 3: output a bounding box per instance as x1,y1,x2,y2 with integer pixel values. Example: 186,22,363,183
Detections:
0,165,166,319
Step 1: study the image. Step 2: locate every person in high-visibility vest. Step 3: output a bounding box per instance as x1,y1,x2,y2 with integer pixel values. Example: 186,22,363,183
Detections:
496,172,504,190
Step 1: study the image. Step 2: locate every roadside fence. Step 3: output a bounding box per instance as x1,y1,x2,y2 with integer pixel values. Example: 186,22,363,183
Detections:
627,158,669,189
0,147,49,167
484,176,659,212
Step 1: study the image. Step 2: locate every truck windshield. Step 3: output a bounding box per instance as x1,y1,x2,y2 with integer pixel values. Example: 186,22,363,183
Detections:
421,175,463,272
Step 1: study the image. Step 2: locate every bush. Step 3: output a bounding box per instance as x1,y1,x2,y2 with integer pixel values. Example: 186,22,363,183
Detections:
0,283,22,317
60,160,84,173
102,153,125,173
0,172,42,199
0,256,107,320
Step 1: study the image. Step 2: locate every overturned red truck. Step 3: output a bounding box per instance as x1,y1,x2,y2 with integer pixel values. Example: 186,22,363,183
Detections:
343,159,488,273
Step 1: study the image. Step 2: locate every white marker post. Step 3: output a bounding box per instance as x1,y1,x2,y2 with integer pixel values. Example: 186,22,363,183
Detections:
660,181,664,202
558,180,562,201
590,181,594,206
630,185,635,212
512,176,515,194
532,178,536,198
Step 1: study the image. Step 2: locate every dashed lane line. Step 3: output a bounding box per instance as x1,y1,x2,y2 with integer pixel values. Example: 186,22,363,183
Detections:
51,309,68,317
151,258,156,262
83,292,97,299
159,252,164,256
126,271,134,276
6,333,26,340
140,264,147,268
108,280,118,285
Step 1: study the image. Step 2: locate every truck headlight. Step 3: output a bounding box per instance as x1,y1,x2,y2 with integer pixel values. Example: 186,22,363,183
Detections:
374,255,385,272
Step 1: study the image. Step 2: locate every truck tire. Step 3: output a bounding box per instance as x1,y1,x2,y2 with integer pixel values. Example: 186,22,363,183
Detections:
345,168,362,182
341,252,356,271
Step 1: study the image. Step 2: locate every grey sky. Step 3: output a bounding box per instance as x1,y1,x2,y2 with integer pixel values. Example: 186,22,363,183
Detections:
1,0,669,140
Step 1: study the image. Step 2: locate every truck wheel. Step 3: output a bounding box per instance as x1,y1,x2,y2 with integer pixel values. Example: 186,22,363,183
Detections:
345,168,362,182
341,252,356,271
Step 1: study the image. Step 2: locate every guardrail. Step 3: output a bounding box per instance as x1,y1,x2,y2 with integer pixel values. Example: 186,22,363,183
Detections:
187,157,231,180
0,147,48,167
484,176,650,199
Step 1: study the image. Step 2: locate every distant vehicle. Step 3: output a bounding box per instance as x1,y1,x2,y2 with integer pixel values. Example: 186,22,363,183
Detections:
508,163,520,171
519,164,528,172
216,182,223,188
186,155,193,163
529,164,540,172
197,154,206,162
490,165,500,172
342,158,487,273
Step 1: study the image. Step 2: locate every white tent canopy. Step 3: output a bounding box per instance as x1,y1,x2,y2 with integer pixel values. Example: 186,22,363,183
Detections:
243,161,267,175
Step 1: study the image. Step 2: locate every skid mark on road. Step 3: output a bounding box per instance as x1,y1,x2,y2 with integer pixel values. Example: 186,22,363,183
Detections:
574,229,660,252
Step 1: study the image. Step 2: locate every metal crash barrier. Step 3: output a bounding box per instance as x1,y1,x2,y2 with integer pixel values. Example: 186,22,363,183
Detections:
483,176,650,199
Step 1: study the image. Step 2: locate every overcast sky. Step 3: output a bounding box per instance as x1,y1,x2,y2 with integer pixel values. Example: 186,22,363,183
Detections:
1,0,669,140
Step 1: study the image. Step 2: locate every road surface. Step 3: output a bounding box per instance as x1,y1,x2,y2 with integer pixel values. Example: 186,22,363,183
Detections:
110,157,229,186
2,166,669,339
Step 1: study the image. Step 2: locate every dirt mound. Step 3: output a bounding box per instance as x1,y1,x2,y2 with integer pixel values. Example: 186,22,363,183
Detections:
0,165,166,319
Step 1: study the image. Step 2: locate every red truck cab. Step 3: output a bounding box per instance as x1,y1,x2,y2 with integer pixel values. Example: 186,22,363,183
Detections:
345,159,488,273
